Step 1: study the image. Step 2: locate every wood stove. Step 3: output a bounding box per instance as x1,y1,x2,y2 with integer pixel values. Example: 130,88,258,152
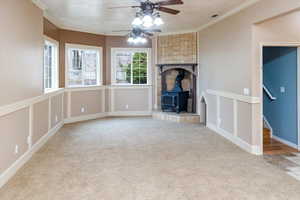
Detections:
161,69,189,113
157,63,198,113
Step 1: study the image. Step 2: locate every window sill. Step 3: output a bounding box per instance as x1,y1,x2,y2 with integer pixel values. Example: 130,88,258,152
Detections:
109,84,152,88
110,84,152,86
44,88,64,94
65,85,105,92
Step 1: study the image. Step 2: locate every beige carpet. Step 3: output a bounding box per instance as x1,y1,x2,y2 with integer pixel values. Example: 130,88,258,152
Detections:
1,117,300,200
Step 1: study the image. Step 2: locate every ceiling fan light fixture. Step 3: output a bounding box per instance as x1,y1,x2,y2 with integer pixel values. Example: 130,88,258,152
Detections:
132,14,143,26
127,37,135,43
142,15,153,28
141,37,147,44
154,14,164,26
133,38,140,44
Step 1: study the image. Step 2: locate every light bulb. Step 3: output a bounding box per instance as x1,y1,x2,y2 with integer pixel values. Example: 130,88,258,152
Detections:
133,38,139,44
136,37,143,43
141,37,147,44
127,37,134,43
154,16,164,26
132,17,143,26
142,15,153,28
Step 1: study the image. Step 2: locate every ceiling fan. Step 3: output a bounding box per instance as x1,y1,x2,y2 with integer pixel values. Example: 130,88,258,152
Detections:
113,27,162,44
109,0,184,15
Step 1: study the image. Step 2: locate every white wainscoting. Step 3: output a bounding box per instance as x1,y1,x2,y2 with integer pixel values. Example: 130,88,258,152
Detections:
64,85,153,124
0,85,153,189
0,89,64,188
206,89,261,155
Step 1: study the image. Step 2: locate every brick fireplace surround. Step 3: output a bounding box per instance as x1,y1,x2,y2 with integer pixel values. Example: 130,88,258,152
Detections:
155,32,198,113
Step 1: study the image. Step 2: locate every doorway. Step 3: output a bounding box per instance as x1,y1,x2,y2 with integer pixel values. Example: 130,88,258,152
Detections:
262,46,299,155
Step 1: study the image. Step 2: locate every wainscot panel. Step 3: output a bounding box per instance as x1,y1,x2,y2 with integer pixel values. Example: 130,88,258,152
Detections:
0,108,29,174
219,97,234,134
32,100,49,145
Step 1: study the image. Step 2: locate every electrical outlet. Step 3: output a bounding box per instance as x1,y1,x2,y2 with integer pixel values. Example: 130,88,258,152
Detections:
55,115,58,123
81,107,85,113
15,145,19,154
243,88,250,95
126,104,129,109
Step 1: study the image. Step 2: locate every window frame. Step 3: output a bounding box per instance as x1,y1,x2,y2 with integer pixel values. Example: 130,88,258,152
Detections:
43,36,59,93
65,43,103,88
111,48,151,86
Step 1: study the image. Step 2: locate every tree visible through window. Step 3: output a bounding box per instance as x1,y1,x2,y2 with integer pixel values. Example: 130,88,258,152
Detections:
114,49,149,85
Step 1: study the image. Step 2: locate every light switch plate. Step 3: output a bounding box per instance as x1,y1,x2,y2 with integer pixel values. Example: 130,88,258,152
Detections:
280,87,285,93
15,145,19,154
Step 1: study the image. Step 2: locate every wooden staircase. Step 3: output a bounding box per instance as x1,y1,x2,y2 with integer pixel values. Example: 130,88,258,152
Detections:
263,128,298,155
263,128,271,144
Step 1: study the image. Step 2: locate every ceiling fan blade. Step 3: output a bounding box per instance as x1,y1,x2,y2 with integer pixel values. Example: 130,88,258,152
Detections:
144,29,162,33
156,0,183,6
158,6,180,15
144,32,154,37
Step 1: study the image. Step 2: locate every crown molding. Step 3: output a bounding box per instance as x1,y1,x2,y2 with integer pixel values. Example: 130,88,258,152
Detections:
197,0,261,32
41,0,261,36
31,0,47,10
158,29,198,36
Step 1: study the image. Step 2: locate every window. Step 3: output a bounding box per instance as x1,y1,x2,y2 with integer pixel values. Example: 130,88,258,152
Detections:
66,44,102,87
112,48,151,85
44,38,59,91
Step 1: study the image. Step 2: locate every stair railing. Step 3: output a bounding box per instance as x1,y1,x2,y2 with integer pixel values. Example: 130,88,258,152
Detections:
263,85,276,101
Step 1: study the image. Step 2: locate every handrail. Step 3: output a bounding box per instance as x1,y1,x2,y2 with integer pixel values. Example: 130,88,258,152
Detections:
263,85,276,101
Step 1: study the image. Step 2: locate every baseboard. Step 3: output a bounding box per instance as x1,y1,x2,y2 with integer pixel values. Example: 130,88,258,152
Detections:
272,135,298,149
207,123,262,155
64,113,107,124
0,121,64,189
64,111,152,124
108,111,153,117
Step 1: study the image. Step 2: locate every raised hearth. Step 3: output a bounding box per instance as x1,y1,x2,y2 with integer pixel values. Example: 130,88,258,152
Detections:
153,111,200,124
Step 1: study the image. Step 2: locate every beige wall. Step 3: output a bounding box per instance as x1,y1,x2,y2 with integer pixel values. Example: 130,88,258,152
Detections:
206,94,217,125
219,97,234,134
70,90,105,117
51,94,63,128
111,88,151,112
0,0,44,106
0,91,64,178
198,0,300,149
0,1,66,183
0,109,29,174
32,100,49,145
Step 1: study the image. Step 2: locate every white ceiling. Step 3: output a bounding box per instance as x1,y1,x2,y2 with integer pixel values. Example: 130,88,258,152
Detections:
37,0,254,35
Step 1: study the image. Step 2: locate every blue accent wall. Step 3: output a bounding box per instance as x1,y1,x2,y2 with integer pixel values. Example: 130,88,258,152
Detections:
263,47,298,145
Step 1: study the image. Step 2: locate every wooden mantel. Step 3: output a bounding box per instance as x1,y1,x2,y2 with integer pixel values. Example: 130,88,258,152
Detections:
157,63,198,75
